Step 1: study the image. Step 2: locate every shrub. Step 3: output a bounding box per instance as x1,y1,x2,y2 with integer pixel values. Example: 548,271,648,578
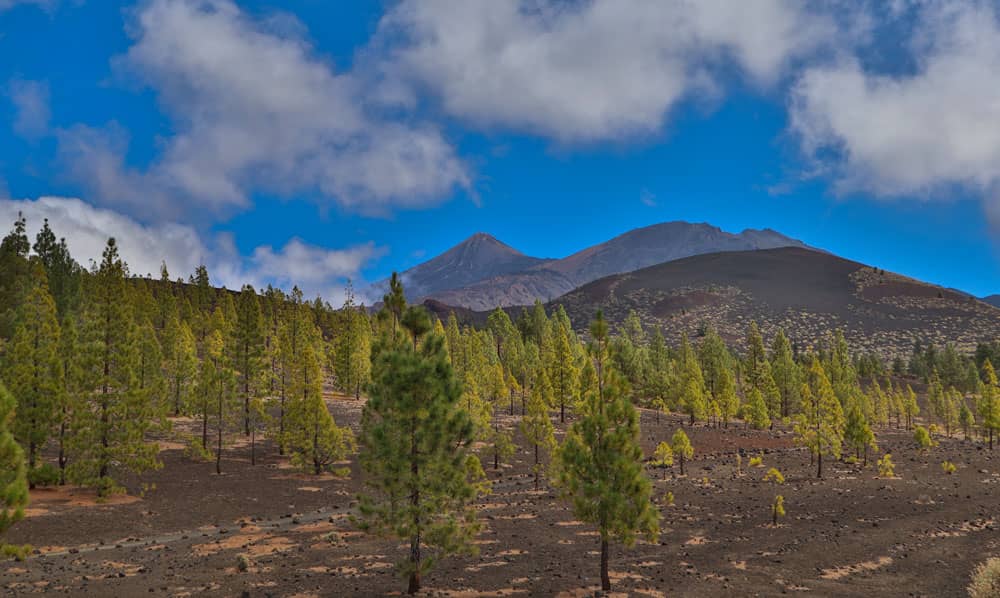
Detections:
877,453,896,477
27,464,60,487
913,425,935,450
941,461,957,474
236,554,250,572
764,468,785,484
969,558,1000,598
653,441,674,479
771,495,785,526
664,491,675,507
1,544,31,561
748,455,763,468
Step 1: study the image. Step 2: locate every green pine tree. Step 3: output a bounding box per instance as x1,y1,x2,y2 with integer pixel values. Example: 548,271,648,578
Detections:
745,387,771,430
234,285,265,437
0,382,29,555
979,360,999,450
284,331,354,475
4,263,62,479
521,369,556,490
794,357,844,478
556,311,659,592
357,314,487,594
770,329,800,418
671,429,694,476
69,239,160,496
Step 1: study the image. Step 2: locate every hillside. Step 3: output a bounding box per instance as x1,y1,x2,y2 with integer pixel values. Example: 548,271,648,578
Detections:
425,222,808,310
984,294,1000,308
550,247,1000,358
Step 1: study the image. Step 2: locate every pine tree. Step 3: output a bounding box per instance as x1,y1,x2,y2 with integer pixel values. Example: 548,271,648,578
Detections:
671,429,694,476
32,218,80,318
0,382,29,550
234,285,265,436
4,263,62,478
556,311,659,592
135,318,167,419
381,272,406,344
274,288,309,454
717,366,739,428
56,316,81,484
745,388,771,430
794,357,844,478
521,369,556,490
843,402,877,465
942,387,961,437
653,441,673,479
70,239,160,496
550,323,579,423
358,313,487,595
903,384,919,430
770,329,800,418
960,400,975,441
334,284,371,400
0,213,31,340
202,316,238,475
678,337,707,425
979,360,999,450
164,316,197,417
284,330,354,475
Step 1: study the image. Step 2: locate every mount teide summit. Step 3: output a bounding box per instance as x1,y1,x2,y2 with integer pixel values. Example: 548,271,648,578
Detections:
404,221,810,310
395,232,553,301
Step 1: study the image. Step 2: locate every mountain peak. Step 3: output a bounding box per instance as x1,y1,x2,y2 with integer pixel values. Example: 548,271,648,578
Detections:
392,233,550,300
459,232,522,254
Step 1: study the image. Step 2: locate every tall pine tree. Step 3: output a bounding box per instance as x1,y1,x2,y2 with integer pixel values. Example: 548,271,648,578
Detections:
556,311,659,592
358,307,487,594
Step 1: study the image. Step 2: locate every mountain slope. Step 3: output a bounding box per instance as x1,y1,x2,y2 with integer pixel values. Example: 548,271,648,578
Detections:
984,295,1000,308
550,247,1000,358
394,233,552,300
427,222,809,310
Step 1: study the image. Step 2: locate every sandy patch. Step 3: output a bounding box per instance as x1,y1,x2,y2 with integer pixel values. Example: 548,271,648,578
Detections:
820,556,893,580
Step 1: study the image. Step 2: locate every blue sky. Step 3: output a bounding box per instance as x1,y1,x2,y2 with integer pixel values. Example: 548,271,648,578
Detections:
1,0,999,301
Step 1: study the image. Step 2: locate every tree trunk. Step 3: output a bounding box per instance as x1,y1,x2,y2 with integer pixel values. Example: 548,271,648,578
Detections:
534,443,539,490
600,538,611,591
560,401,565,424
408,425,421,595
817,451,823,479
679,454,685,476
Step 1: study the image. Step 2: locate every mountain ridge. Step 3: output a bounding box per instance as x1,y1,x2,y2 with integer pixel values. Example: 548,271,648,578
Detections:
398,220,811,310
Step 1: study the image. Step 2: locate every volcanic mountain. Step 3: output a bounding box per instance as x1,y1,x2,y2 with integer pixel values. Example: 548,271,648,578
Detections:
392,232,553,301
410,221,809,310
548,246,1000,358
983,295,1000,308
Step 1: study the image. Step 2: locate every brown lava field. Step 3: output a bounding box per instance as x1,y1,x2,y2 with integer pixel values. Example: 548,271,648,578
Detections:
1,393,998,597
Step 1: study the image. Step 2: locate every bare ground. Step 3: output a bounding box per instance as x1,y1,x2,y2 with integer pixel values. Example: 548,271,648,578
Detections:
2,394,998,597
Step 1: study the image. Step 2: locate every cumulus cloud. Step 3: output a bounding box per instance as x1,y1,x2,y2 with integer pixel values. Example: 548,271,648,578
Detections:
375,0,836,143
59,0,468,220
790,1,1000,223
0,197,379,304
8,79,50,139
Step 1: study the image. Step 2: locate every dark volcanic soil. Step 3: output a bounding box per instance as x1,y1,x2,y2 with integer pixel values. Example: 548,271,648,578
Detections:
2,394,998,597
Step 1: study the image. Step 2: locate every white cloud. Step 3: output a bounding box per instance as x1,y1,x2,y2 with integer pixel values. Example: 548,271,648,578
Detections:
790,1,1000,222
375,0,836,143
0,197,379,303
59,0,468,220
8,79,50,139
